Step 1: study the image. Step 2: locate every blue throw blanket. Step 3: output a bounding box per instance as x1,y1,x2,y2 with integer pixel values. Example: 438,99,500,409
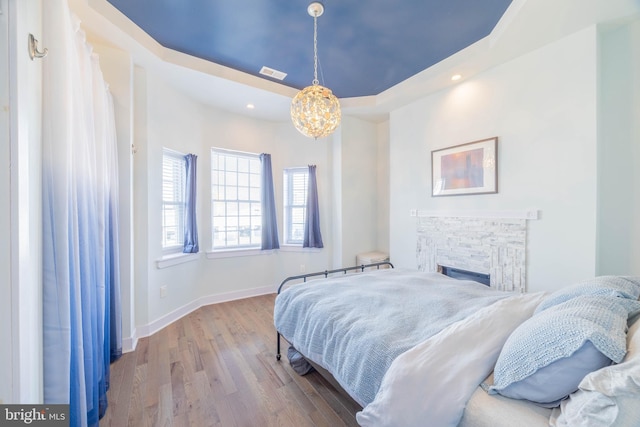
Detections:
274,268,514,406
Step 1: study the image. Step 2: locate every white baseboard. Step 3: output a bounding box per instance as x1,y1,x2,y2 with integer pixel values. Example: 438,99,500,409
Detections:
122,330,138,353
121,285,275,353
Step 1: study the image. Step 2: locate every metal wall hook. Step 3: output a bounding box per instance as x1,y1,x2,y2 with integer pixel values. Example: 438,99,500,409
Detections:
28,33,48,60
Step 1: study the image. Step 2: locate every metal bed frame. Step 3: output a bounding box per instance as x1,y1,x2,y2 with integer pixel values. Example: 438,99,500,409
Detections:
275,261,394,361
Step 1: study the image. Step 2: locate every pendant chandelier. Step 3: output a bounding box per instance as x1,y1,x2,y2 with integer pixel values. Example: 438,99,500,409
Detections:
291,2,341,140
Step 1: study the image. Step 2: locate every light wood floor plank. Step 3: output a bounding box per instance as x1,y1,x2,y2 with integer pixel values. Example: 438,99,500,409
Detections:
144,332,161,409
101,351,135,426
127,363,147,427
184,370,222,426
100,293,359,426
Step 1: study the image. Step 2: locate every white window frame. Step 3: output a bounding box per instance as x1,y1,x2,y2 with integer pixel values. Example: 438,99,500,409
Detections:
210,148,262,252
162,148,186,254
283,167,308,246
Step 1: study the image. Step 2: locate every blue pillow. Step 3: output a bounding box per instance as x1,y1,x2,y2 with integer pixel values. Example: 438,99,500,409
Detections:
489,295,640,406
490,341,610,407
535,276,640,314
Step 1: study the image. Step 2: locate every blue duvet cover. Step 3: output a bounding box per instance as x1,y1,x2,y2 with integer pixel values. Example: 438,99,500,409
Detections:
274,268,513,406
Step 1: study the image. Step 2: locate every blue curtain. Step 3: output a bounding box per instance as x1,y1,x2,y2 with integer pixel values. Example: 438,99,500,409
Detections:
303,165,324,248
183,154,199,253
260,153,280,250
42,1,121,425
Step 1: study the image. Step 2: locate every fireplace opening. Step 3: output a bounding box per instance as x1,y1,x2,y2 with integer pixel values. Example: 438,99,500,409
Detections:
439,265,490,286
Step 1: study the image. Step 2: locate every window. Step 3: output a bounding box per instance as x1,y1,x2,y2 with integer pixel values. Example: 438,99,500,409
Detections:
283,167,308,245
162,149,186,251
211,148,262,250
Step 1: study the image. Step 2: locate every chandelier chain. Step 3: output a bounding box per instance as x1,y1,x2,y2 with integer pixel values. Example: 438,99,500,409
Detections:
313,14,319,85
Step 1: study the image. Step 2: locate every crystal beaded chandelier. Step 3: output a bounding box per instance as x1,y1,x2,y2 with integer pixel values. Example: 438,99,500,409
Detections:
290,2,341,139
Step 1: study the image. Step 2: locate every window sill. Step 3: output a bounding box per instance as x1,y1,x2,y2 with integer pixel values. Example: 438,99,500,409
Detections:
279,245,322,253
206,248,276,259
155,252,200,269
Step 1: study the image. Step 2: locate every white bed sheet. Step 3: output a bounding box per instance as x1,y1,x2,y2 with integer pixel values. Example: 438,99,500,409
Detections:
356,293,548,427
459,375,551,427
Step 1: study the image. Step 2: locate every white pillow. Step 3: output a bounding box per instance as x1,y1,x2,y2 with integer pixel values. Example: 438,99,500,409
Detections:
550,310,640,426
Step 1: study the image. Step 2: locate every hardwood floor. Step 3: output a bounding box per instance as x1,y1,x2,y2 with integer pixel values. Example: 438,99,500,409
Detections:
100,294,361,427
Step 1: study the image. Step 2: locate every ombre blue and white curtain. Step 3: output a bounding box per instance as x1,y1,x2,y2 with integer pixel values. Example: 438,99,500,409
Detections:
42,1,122,426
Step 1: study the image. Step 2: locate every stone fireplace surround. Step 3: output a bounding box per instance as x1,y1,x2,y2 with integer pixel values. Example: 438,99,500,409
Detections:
415,211,534,293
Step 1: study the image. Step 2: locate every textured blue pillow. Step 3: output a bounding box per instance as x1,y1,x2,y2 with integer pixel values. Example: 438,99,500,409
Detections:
535,276,640,314
490,295,640,406
491,341,610,407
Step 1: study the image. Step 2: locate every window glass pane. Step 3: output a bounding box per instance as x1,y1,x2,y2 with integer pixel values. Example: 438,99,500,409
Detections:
292,207,304,223
213,233,225,248
249,159,260,174
226,231,238,246
283,168,308,245
238,173,249,188
212,201,226,216
249,187,260,201
249,172,260,188
227,186,238,200
225,156,237,171
162,149,186,249
251,226,261,241
251,202,261,217
226,171,237,186
213,217,226,228
227,202,238,216
291,224,304,242
239,202,250,216
238,157,249,173
211,148,262,249
237,187,248,200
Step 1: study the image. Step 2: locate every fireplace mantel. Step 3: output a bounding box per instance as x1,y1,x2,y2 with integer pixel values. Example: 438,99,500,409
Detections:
411,209,539,220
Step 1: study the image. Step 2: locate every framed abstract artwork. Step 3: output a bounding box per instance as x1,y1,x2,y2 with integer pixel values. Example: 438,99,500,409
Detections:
431,137,498,197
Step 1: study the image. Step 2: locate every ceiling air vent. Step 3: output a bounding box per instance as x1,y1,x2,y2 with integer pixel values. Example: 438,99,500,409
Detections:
259,66,287,81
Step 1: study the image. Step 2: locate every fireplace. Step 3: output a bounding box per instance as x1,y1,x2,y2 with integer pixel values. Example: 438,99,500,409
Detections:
439,265,490,286
416,214,528,292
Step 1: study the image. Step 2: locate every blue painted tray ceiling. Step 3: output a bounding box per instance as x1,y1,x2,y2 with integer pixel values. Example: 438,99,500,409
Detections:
106,0,513,98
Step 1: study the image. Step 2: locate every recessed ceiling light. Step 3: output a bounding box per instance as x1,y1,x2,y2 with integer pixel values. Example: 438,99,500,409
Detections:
246,103,255,109
451,74,462,81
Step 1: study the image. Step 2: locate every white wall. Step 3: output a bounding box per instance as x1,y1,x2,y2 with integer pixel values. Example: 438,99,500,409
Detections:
127,67,384,337
0,0,11,404
141,71,205,327
4,0,44,403
90,42,137,352
597,17,640,276
376,120,391,255
132,66,149,337
390,27,599,293
336,116,382,266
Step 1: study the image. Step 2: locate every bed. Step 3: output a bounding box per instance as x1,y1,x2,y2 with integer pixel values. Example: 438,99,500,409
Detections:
274,265,640,427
